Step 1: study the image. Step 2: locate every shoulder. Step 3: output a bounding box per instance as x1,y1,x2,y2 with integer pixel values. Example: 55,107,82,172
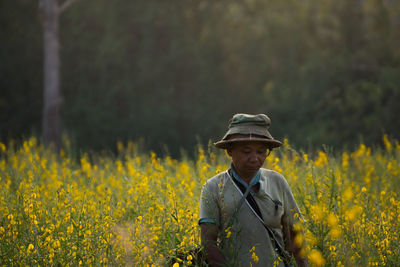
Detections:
259,168,285,181
259,168,291,190
201,171,230,191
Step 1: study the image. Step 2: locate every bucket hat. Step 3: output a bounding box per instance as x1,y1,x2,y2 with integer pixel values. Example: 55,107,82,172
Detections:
214,113,282,149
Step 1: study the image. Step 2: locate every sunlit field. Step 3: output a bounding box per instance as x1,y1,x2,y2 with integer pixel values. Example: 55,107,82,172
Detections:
0,136,399,266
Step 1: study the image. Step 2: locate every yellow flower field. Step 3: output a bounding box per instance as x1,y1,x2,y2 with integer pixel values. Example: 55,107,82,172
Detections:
0,135,399,266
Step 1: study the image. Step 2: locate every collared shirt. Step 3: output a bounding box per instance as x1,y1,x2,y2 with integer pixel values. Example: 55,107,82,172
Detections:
230,164,261,196
199,168,304,266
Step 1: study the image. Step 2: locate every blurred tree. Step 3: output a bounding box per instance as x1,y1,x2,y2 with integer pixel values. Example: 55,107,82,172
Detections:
40,0,80,149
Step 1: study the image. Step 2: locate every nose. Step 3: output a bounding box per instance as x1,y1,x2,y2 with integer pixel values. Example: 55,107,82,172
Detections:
249,152,258,162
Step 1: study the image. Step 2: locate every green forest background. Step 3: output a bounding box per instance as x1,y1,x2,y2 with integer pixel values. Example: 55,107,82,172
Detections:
1,0,400,156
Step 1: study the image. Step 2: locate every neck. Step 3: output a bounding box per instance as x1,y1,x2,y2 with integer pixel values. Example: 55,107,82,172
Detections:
231,165,258,185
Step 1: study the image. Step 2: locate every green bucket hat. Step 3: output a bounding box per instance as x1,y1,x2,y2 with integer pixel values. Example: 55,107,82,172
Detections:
214,113,283,149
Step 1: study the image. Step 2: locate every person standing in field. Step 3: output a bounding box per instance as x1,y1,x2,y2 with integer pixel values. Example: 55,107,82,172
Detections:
199,114,308,267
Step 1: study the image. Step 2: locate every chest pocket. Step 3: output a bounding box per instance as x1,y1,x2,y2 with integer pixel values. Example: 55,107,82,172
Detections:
254,195,284,228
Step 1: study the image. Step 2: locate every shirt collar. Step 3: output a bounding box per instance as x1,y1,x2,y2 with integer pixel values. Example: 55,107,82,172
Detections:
230,163,260,194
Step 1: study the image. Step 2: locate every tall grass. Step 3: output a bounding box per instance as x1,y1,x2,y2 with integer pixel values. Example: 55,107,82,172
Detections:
0,136,399,266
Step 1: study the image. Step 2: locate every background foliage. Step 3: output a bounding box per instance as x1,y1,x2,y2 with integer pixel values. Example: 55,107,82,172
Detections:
1,0,400,155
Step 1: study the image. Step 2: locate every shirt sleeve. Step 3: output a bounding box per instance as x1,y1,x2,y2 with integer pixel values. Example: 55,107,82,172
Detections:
198,180,220,226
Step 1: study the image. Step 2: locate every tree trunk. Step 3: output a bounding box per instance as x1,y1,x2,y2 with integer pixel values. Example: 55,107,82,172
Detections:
42,0,61,149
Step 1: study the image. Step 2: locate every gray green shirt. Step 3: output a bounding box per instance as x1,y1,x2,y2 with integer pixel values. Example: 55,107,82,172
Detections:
199,168,304,266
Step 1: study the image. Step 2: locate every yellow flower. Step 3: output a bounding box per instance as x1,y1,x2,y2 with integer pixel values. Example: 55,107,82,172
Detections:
310,203,325,222
341,152,349,171
67,223,74,235
314,151,328,167
308,249,325,266
327,213,338,227
0,142,6,152
342,187,354,203
383,134,392,151
303,153,308,163
345,206,363,222
294,233,304,247
361,187,367,193
27,243,34,255
330,227,342,240
251,251,259,263
225,227,232,238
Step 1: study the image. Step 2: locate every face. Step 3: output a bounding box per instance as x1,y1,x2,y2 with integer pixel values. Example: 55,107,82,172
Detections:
227,141,270,180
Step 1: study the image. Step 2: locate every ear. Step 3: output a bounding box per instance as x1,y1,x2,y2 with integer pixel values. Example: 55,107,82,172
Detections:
226,147,233,157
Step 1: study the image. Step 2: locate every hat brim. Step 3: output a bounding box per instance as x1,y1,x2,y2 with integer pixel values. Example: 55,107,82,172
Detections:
214,137,282,149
